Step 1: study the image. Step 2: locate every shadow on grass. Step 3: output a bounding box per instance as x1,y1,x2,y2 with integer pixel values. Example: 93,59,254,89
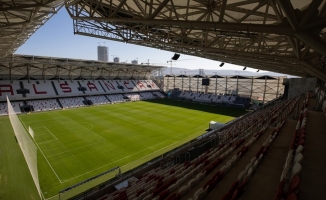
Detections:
143,98,248,118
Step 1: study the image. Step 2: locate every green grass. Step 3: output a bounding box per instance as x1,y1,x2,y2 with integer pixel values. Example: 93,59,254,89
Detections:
0,99,246,199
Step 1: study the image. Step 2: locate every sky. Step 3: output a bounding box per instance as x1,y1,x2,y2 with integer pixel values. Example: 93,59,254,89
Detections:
16,7,270,74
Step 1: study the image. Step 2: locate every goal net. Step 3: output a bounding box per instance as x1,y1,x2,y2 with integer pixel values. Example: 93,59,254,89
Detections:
7,96,42,199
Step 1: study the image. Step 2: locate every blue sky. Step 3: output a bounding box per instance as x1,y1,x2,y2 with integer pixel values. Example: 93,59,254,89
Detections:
16,8,266,73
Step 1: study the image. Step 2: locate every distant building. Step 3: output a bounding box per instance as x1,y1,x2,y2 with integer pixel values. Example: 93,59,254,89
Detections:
97,46,108,61
199,69,205,76
131,59,138,64
113,57,120,63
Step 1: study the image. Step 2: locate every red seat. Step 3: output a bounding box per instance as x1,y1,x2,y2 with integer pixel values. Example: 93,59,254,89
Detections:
221,192,232,200
297,139,305,146
287,175,300,194
230,189,239,200
286,193,298,200
165,193,176,200
228,180,239,194
275,180,285,198
159,189,170,200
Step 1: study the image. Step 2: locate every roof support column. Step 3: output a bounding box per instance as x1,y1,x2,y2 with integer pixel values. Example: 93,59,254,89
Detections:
27,65,30,83
300,60,326,82
9,62,12,83
295,31,326,57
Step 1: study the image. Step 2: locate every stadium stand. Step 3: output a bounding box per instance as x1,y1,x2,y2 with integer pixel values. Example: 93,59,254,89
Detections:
99,80,127,93
176,91,250,108
85,95,110,105
139,92,156,100
23,80,57,98
144,80,160,90
193,93,211,103
124,93,142,101
0,101,23,115
0,80,159,102
106,94,125,103
0,80,22,100
26,99,61,112
152,91,165,98
52,81,85,97
132,80,151,91
59,97,86,108
79,80,106,95
116,80,139,92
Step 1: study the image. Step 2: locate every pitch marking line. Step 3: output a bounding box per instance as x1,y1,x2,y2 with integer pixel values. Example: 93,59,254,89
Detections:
38,139,58,145
44,126,58,140
19,117,64,183
47,140,106,158
62,116,106,141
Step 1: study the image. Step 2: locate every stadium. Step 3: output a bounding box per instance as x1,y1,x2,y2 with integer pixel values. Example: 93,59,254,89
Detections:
1,1,326,200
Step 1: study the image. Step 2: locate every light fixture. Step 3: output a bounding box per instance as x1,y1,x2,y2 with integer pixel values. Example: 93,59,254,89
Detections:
257,70,260,72
219,62,224,67
243,67,246,70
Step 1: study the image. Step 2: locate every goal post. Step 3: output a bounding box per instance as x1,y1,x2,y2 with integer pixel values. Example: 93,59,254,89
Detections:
29,126,34,139
7,96,42,199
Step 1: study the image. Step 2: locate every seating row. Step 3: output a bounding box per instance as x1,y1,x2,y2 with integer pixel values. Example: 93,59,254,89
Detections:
0,101,23,115
274,93,309,200
59,97,86,108
185,96,300,200
26,99,61,111
86,96,110,105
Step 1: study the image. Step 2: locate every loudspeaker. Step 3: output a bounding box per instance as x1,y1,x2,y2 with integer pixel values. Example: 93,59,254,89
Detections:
202,78,210,85
171,53,180,60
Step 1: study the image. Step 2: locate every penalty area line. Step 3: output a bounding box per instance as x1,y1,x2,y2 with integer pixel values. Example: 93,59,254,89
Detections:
44,126,58,140
19,118,64,183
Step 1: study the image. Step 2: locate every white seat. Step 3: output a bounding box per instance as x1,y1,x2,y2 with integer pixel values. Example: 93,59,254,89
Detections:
179,185,189,198
244,163,251,175
249,157,256,166
291,163,302,179
294,153,303,164
252,160,259,171
138,192,147,199
246,167,253,178
196,172,205,182
143,194,153,200
188,178,198,189
258,154,263,162
168,183,176,192
238,171,246,182
295,145,304,156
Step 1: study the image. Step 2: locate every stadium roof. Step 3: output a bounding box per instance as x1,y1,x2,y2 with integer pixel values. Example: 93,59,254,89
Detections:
0,54,165,80
0,0,64,58
1,1,326,81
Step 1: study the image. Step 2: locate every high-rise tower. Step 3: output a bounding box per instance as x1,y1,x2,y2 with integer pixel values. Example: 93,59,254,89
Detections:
97,46,108,61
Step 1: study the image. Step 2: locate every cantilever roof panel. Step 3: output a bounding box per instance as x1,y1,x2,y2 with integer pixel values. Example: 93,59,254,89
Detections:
0,0,64,58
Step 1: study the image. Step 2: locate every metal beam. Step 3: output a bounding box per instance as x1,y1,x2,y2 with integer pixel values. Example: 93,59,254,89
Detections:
300,60,326,82
276,0,299,31
72,17,294,35
299,0,323,26
294,31,326,56
149,0,170,19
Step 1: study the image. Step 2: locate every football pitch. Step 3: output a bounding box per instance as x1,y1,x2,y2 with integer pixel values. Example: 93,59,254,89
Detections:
0,99,246,199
